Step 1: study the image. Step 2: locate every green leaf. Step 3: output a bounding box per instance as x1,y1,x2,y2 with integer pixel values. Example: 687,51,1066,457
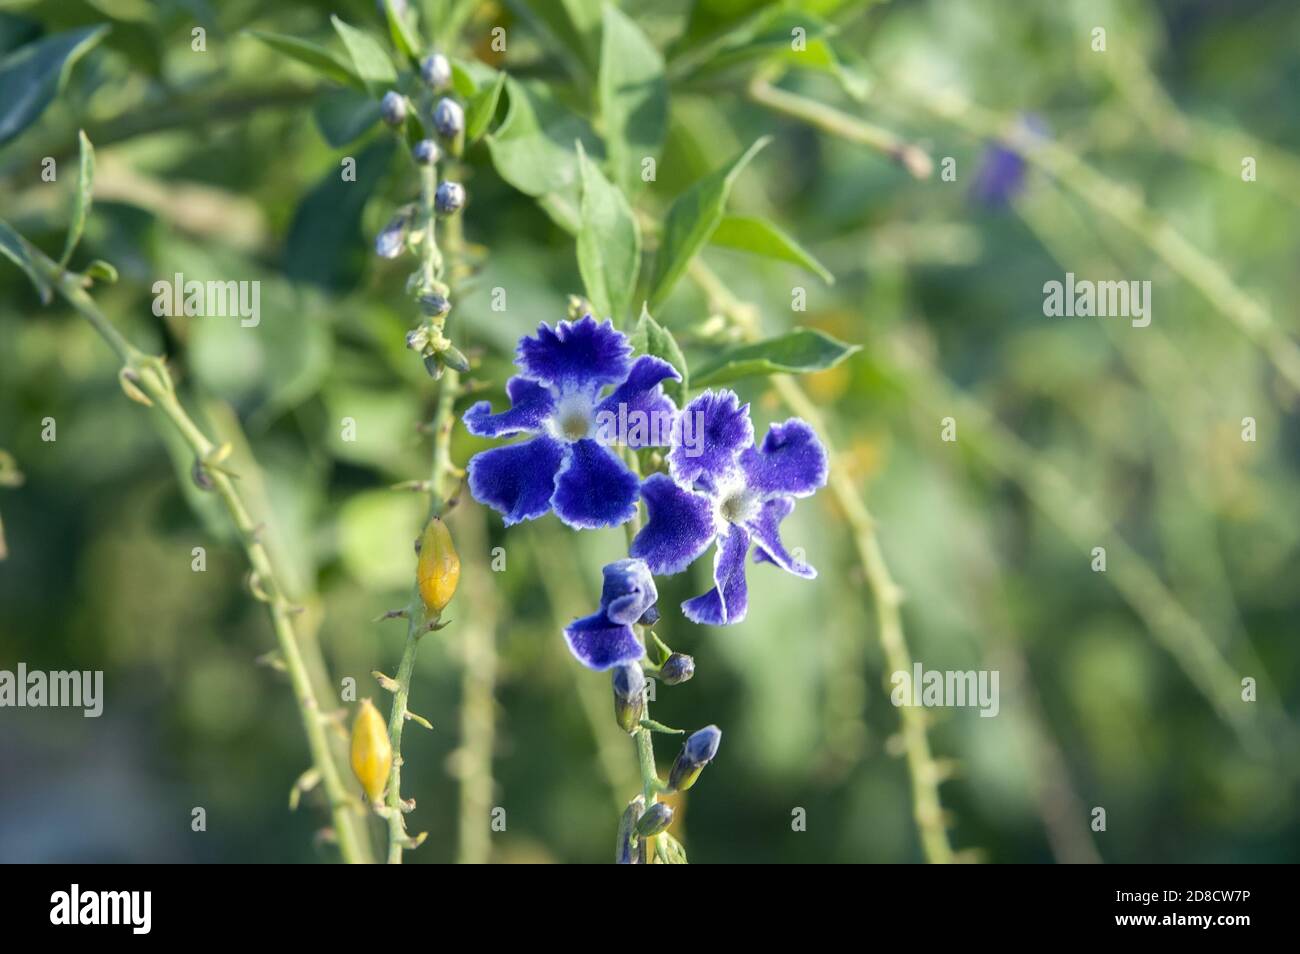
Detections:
313,88,382,147
691,328,859,386
245,31,361,89
0,219,53,303
464,70,505,143
598,5,667,195
630,306,688,407
0,25,109,147
486,79,601,198
330,16,396,92
670,7,833,81
709,215,833,283
576,144,640,322
648,136,769,308
381,0,422,64
58,130,95,268
520,0,602,72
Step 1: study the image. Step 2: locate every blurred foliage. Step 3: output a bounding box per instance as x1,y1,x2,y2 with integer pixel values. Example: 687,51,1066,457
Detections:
1,0,1298,863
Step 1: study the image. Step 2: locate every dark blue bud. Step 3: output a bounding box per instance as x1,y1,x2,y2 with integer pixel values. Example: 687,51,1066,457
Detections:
420,53,452,90
634,802,673,838
434,181,465,215
611,663,646,734
413,139,441,166
668,724,721,792
374,209,411,259
380,91,407,126
638,605,660,626
659,653,694,686
419,293,451,317
432,97,464,138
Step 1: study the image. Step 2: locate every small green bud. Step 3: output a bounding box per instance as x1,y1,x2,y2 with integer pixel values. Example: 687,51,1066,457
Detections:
616,795,646,865
667,725,721,793
419,293,451,317
440,344,470,373
611,663,646,735
634,802,673,838
406,327,431,352
423,353,444,379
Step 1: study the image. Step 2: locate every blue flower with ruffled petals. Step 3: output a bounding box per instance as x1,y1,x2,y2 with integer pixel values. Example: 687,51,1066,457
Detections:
564,559,657,670
464,316,680,529
630,389,827,625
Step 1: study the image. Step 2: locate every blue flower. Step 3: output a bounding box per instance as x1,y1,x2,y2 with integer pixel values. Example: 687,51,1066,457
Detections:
629,389,827,625
464,316,680,529
563,559,657,670
970,114,1048,208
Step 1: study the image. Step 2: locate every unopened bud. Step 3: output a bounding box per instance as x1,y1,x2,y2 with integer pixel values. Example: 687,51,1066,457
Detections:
191,457,214,491
566,295,591,320
416,515,460,616
439,344,470,373
659,653,695,686
375,208,411,259
406,327,431,352
667,724,721,793
432,97,464,138
419,293,451,317
616,794,645,864
434,181,465,215
611,663,646,735
350,698,392,805
420,52,452,90
638,605,660,626
380,91,407,126
413,139,441,166
634,802,673,837
423,353,444,379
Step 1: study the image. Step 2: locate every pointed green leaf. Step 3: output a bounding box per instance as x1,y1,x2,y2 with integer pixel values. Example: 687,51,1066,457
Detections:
576,144,640,322
691,328,858,387
330,16,396,92
0,219,53,303
709,215,833,284
58,130,95,268
464,70,505,143
648,136,769,309
246,31,362,89
381,0,422,63
521,0,602,72
313,88,382,147
630,306,688,407
486,79,601,198
598,5,667,195
0,25,109,147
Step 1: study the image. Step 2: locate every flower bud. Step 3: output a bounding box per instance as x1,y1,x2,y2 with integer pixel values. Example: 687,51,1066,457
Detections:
659,653,695,686
615,795,645,864
416,515,460,615
667,724,721,793
350,698,392,805
420,52,452,90
611,663,646,735
413,139,441,166
432,97,464,138
419,293,451,317
375,208,411,259
434,181,465,215
439,344,470,373
638,605,660,626
423,353,444,379
634,801,673,838
380,91,407,126
405,326,431,352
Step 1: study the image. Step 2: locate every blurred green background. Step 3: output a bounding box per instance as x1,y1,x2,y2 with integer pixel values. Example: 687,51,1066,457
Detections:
1,0,1298,863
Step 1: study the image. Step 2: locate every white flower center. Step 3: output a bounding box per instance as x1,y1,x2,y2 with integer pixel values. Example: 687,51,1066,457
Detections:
548,392,594,443
713,471,759,526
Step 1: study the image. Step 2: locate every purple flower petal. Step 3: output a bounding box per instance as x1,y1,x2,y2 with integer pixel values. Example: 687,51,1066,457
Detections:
563,612,644,670
739,418,828,498
466,435,565,525
669,390,753,489
516,315,632,393
594,356,680,449
463,376,556,438
599,558,658,625
550,438,639,529
746,496,816,579
682,523,751,625
630,473,718,575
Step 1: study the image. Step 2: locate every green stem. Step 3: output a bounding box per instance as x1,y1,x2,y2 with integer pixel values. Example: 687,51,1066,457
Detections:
39,264,372,864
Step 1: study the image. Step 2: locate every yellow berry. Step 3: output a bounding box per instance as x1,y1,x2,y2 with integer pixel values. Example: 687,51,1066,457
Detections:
416,515,460,615
350,698,392,805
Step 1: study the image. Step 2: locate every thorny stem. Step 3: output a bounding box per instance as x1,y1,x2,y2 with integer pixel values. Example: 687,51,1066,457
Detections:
36,261,373,865
747,72,933,179
383,147,467,862
688,259,956,864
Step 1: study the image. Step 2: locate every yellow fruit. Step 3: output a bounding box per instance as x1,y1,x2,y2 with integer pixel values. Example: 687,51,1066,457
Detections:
350,698,392,805
416,516,460,615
